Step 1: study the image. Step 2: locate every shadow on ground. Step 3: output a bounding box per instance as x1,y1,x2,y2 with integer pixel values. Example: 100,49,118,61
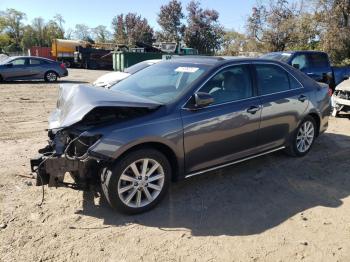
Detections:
78,132,350,236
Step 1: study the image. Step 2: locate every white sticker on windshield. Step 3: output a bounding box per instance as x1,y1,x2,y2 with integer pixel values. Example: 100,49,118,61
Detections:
175,67,199,73
281,53,291,56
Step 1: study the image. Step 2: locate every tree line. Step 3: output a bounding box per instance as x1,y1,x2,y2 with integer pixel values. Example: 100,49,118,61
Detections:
0,0,349,64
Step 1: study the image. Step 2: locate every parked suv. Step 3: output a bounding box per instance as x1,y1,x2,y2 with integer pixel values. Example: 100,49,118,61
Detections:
31,57,331,213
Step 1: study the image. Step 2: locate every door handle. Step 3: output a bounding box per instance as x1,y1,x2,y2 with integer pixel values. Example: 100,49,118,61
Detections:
246,106,260,114
298,95,307,102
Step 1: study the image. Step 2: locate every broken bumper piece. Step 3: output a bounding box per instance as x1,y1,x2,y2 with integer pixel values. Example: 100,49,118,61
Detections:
30,154,97,189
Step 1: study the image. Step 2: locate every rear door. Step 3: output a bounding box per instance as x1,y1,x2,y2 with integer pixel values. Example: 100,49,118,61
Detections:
29,58,46,78
182,64,262,174
253,63,308,150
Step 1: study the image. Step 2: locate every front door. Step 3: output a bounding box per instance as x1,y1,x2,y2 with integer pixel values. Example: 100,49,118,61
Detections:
3,58,30,80
181,64,262,174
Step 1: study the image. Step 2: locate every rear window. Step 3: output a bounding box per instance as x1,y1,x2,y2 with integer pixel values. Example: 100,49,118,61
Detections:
256,64,290,95
30,59,41,65
308,53,329,68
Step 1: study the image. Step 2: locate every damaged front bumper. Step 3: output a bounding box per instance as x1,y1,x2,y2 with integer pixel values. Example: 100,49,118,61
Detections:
30,130,106,189
30,155,87,188
332,90,350,113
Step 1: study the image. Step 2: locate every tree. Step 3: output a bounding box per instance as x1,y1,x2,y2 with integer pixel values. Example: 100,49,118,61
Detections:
157,0,184,41
247,0,304,51
65,28,73,39
93,25,111,43
45,19,64,43
74,23,91,41
21,25,36,49
0,8,26,49
32,17,45,46
316,0,350,64
112,13,154,46
184,1,224,54
53,14,65,37
219,30,247,55
112,14,127,44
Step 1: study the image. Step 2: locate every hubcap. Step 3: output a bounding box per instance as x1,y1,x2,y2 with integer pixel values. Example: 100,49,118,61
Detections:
47,72,56,81
117,158,165,208
296,121,315,153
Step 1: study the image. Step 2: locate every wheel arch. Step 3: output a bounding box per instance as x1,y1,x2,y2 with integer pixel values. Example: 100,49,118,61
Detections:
307,112,321,137
112,141,181,181
45,70,59,76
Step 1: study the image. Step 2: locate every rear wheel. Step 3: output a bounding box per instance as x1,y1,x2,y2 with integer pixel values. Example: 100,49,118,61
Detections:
44,71,58,82
285,116,317,157
100,148,171,214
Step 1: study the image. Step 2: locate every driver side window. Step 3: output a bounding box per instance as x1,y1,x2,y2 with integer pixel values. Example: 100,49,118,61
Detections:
11,58,27,66
199,64,253,105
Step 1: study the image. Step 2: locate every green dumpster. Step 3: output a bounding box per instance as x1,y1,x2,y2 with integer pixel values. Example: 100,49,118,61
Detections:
112,51,162,71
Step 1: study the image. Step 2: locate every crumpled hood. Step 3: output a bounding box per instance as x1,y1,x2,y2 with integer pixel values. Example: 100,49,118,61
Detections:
335,79,350,92
93,71,130,87
49,84,161,129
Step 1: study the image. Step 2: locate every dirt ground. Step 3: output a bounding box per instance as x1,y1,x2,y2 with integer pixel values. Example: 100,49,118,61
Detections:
1,69,350,262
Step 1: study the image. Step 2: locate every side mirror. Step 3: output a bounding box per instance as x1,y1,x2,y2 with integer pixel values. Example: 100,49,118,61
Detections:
6,63,13,67
292,63,300,69
194,92,214,108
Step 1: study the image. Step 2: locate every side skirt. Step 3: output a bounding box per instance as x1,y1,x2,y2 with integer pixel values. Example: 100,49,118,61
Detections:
185,146,285,179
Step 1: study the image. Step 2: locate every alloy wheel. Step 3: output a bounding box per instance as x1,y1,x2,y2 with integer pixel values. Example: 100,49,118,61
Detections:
117,158,165,208
46,72,57,82
296,121,315,153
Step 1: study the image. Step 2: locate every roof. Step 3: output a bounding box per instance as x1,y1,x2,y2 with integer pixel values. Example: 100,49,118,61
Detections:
164,55,292,67
6,56,56,62
265,50,327,55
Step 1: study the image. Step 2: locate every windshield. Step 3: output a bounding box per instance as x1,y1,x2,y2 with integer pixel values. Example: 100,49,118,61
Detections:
261,53,291,63
0,56,12,64
111,62,209,103
124,61,157,75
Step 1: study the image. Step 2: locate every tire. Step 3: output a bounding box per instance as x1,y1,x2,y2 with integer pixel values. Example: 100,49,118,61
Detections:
44,71,58,82
100,148,171,214
0,74,3,82
285,116,317,157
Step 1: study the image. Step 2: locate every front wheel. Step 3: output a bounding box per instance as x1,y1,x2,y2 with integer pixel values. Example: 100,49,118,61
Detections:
285,116,317,157
101,149,171,214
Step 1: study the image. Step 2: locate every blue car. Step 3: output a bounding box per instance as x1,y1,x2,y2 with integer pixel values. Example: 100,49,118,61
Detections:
0,56,68,82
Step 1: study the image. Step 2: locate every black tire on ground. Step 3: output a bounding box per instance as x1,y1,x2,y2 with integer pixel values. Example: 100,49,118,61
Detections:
100,148,171,214
285,115,317,157
44,71,58,82
0,74,3,82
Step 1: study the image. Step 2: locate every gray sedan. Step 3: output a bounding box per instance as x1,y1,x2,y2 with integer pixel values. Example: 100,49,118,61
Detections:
0,56,68,82
31,57,331,214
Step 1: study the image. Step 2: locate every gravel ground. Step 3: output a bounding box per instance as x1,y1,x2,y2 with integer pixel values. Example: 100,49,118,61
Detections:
1,69,350,262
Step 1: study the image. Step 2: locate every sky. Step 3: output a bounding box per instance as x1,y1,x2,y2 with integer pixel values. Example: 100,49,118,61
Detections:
0,0,257,33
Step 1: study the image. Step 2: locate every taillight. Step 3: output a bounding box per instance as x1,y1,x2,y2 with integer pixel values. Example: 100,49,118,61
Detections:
328,88,333,97
60,63,66,69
